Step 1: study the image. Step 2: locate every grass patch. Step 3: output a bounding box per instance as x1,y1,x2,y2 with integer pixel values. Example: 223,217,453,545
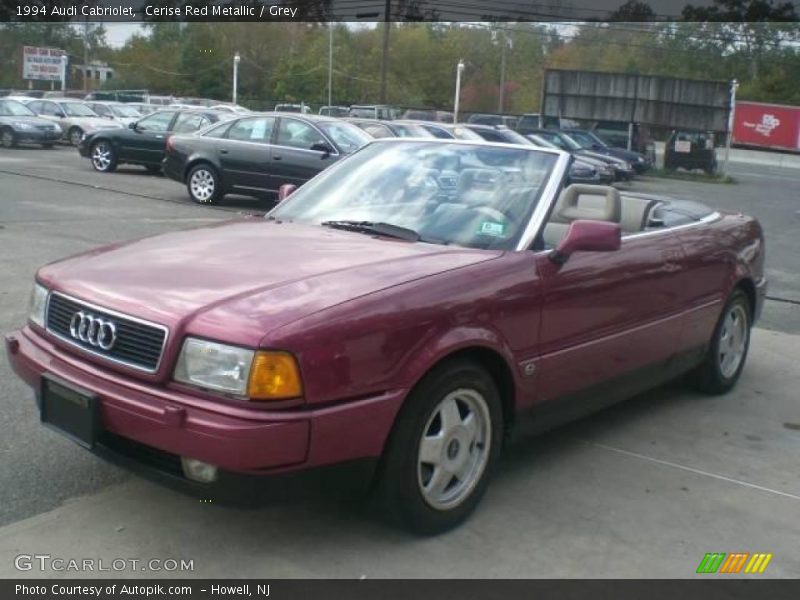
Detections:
647,168,736,184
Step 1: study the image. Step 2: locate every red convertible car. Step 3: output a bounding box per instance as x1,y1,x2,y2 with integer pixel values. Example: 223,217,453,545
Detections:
5,139,766,534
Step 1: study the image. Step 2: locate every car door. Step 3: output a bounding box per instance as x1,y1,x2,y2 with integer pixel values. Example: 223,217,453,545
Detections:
217,115,276,193
532,223,687,405
269,117,336,189
123,110,176,164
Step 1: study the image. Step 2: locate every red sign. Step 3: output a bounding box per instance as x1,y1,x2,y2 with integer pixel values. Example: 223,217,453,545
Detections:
733,101,800,152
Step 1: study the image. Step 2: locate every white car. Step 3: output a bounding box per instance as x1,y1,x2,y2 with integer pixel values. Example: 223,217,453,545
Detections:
85,101,142,127
25,98,123,145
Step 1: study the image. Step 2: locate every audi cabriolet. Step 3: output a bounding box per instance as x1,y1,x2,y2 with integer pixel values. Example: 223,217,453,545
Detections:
5,139,766,534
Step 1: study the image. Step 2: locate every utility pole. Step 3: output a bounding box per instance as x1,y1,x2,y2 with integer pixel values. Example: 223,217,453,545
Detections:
454,60,465,124
379,0,391,104
232,52,240,104
498,36,511,114
60,54,67,92
722,78,739,176
328,23,333,108
83,20,90,92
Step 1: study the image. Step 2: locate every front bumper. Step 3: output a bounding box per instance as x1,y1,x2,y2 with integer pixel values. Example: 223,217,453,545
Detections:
77,137,92,157
753,276,768,323
5,326,405,483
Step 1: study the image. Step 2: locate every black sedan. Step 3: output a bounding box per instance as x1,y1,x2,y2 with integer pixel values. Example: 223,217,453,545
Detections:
77,109,232,173
526,128,635,181
0,99,62,148
163,113,371,204
560,128,651,173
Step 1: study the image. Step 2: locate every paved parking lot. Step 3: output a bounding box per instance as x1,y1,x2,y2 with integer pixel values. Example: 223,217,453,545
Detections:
0,144,798,578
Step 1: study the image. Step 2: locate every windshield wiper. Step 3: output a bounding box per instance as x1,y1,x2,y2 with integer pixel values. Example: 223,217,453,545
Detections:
321,220,422,242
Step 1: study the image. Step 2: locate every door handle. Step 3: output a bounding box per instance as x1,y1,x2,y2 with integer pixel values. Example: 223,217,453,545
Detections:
273,154,282,160
219,149,229,155
155,135,164,139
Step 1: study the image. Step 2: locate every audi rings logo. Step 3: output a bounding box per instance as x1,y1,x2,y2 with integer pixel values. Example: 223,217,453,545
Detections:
69,311,117,350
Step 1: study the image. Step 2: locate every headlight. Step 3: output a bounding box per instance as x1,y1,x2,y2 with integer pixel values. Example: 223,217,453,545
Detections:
173,338,302,400
28,283,48,328
636,156,645,163
14,121,34,130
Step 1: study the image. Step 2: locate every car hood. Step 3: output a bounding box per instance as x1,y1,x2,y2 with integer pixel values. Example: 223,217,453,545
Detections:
37,219,501,347
605,147,645,162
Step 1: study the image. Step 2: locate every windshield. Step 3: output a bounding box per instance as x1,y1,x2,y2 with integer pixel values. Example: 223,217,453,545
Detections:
0,100,35,117
498,129,534,145
528,135,559,150
317,121,371,154
390,123,433,138
112,105,141,117
564,131,603,148
554,133,583,151
449,126,484,141
62,103,98,117
270,141,558,250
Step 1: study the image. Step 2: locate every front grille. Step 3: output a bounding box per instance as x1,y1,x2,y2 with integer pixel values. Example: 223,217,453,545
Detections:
46,293,167,372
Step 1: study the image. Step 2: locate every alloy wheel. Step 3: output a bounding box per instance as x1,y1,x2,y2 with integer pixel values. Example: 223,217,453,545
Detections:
190,168,216,203
417,388,491,511
91,142,112,171
718,304,748,379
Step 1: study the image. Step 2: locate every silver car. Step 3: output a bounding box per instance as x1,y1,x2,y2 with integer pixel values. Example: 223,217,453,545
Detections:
25,98,123,145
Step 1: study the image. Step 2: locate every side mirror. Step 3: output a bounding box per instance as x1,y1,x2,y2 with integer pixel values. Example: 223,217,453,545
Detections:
309,141,333,157
128,121,137,130
57,112,66,118
550,219,621,265
277,183,297,202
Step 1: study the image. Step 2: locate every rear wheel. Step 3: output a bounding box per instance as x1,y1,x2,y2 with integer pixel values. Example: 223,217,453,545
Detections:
68,127,83,146
689,289,751,394
376,359,503,534
90,140,117,172
1,127,16,149
187,163,221,204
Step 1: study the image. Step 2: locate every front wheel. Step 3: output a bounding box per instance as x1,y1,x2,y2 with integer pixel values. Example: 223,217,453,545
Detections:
1,127,16,149
68,127,83,146
376,359,503,534
187,163,221,204
90,140,117,172
688,289,751,394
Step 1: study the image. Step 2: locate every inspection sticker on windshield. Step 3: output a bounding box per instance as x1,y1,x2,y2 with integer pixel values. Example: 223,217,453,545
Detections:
478,221,506,237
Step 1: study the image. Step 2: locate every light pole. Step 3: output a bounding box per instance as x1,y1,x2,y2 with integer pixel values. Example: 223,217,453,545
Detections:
498,36,512,114
60,54,68,92
722,78,739,176
328,23,333,108
453,60,465,124
232,52,241,104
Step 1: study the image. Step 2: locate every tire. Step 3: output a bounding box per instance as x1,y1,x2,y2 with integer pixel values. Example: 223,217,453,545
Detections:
90,140,117,173
68,127,83,146
688,289,751,395
186,163,221,204
1,127,16,149
376,359,503,535
144,164,161,174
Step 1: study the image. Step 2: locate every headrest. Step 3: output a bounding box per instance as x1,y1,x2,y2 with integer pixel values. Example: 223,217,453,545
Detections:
557,184,621,223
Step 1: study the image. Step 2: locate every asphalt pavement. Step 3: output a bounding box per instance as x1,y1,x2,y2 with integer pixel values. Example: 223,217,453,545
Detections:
0,144,798,578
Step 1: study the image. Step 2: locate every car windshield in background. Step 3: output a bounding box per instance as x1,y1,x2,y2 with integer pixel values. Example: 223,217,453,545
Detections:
271,141,558,250
316,121,371,153
498,129,534,145
391,123,432,138
565,131,601,148
62,103,98,117
112,105,141,117
0,100,35,117
554,133,583,151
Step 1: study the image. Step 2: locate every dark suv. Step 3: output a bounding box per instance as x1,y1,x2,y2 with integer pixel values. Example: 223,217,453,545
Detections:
664,130,717,174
